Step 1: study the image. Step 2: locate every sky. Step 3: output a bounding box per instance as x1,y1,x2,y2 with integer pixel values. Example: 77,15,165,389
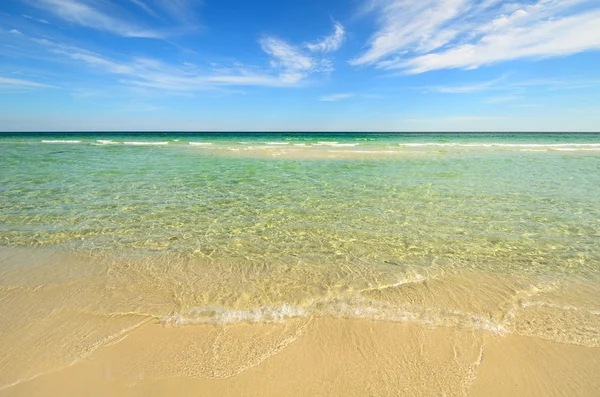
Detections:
1,0,600,132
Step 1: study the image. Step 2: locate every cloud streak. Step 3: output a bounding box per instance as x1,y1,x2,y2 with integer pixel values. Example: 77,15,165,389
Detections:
153,0,202,23
260,37,318,84
319,93,355,101
422,75,506,93
26,0,166,38
420,75,600,95
33,32,333,91
306,22,346,53
353,0,600,73
128,0,162,19
0,75,52,88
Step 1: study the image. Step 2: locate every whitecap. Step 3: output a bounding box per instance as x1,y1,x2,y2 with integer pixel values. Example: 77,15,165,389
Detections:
41,140,81,144
123,141,168,146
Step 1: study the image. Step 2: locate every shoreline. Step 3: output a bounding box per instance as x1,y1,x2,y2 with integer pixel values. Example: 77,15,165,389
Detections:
2,132,600,395
1,246,599,395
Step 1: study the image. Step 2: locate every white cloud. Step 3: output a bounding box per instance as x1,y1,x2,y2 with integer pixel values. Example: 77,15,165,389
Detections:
414,74,600,98
353,0,600,73
153,0,202,23
260,37,317,84
27,0,165,38
9,29,24,35
0,75,52,88
128,0,161,19
319,93,355,101
23,18,337,92
22,14,50,25
23,14,50,24
484,95,522,103
39,35,330,91
54,50,136,75
403,116,502,122
259,35,336,84
423,76,506,93
306,22,346,53
352,0,470,65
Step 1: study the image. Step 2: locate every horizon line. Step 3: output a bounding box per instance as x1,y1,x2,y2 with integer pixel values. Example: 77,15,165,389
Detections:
2,131,600,134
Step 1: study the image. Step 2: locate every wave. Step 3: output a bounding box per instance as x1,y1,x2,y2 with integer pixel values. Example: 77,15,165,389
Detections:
41,140,81,144
189,142,214,146
96,140,119,145
313,142,360,147
521,300,600,315
265,142,290,145
553,148,600,151
400,143,600,149
161,305,308,326
329,150,399,154
160,299,506,335
123,141,169,146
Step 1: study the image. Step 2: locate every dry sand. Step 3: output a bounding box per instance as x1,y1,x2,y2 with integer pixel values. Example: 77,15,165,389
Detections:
2,317,598,396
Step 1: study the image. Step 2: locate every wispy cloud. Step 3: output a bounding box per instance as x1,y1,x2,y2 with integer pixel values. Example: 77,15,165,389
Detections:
403,115,503,123
153,0,202,23
0,75,52,88
509,77,600,91
9,29,24,35
352,0,600,73
423,75,506,93
319,93,355,101
485,95,521,103
260,37,318,84
26,0,166,38
23,14,50,24
416,74,600,97
128,0,162,19
34,33,331,91
306,22,346,53
258,33,337,84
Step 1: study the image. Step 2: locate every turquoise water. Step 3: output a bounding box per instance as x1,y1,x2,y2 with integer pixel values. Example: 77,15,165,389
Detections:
0,133,599,369
2,133,600,272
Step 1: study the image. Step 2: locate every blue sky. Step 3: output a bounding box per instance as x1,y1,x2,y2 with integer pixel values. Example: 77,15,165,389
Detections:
1,0,600,131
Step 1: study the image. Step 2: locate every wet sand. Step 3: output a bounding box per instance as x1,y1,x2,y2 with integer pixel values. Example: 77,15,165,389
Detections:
1,247,599,395
2,318,598,396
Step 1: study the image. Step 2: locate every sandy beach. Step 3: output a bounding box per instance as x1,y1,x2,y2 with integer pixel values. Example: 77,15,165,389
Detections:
2,317,598,396
2,134,600,395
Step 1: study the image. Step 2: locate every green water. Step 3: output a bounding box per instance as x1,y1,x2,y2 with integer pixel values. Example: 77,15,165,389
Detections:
0,133,599,348
2,133,599,274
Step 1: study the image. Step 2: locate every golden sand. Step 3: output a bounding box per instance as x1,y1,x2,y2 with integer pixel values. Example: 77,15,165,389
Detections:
1,247,599,396
2,318,599,396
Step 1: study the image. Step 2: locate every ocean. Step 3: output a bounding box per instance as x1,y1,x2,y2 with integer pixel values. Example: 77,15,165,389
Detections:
1,132,599,390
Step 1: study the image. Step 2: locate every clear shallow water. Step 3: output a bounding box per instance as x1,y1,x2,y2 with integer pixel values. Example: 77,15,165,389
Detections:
1,133,600,385
2,133,600,270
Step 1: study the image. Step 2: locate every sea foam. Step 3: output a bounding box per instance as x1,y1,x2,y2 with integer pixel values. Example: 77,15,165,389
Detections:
399,143,600,149
161,305,308,326
159,296,507,336
41,140,81,144
123,141,169,146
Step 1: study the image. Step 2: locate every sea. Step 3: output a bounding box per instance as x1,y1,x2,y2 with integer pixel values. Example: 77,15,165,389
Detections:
1,132,599,387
